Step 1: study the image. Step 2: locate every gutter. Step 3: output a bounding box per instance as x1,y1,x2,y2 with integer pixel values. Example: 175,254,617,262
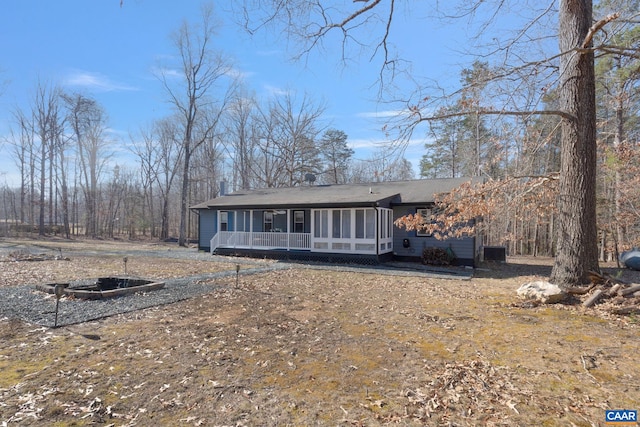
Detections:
372,202,379,259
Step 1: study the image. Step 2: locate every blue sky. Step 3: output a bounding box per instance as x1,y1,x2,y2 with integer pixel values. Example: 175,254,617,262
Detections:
0,1,485,186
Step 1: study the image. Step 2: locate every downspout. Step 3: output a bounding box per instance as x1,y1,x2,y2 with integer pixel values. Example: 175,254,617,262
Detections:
373,203,379,261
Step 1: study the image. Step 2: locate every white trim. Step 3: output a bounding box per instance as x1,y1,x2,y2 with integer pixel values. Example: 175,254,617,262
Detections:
310,207,393,255
210,207,393,255
211,231,310,251
416,208,433,237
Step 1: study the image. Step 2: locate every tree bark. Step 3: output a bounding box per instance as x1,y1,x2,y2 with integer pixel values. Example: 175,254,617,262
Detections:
550,0,600,286
178,147,191,247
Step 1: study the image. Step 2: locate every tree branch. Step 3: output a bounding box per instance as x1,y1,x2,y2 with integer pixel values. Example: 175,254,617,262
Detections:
582,13,620,49
411,107,574,125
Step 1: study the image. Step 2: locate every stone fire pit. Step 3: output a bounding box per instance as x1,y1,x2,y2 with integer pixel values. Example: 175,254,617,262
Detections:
36,277,165,300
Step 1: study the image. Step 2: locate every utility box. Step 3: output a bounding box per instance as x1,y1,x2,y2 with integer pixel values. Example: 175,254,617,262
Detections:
483,246,506,262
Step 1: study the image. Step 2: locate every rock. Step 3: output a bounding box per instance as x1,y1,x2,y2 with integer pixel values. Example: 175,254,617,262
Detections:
517,281,566,304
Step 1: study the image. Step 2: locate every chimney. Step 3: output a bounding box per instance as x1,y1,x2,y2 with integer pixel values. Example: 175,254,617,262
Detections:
220,181,226,196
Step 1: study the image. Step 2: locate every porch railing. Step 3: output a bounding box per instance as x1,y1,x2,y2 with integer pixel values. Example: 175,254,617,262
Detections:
210,231,311,253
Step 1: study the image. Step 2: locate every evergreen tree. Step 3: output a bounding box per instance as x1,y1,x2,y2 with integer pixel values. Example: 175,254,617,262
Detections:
318,129,354,184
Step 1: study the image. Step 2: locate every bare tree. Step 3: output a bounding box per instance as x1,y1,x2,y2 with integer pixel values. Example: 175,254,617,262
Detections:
158,4,236,246
130,126,161,238
32,81,62,236
154,117,184,240
131,117,185,241
8,109,36,225
51,112,71,238
252,103,288,187
268,91,325,187
63,93,111,238
225,93,258,190
351,149,414,183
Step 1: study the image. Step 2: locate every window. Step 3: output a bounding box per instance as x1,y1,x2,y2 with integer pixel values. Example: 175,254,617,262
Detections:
355,208,375,239
379,209,391,239
331,210,351,238
264,212,273,232
220,211,228,231
355,209,365,238
342,210,351,238
365,209,375,239
314,210,328,238
332,210,341,238
416,208,433,236
294,211,305,233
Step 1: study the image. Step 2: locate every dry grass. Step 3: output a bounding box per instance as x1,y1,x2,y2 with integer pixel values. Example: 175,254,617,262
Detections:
0,238,639,426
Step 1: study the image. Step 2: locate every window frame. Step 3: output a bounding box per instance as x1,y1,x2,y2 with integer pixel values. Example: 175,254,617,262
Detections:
220,211,228,232
264,211,274,232
293,210,305,233
416,208,433,237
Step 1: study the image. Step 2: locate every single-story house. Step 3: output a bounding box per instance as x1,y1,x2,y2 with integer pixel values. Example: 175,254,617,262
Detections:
191,177,481,266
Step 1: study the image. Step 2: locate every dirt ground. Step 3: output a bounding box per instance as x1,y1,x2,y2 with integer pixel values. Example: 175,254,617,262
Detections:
0,237,639,426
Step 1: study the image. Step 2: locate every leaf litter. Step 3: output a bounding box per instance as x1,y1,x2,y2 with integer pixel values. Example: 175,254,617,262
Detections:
0,239,639,426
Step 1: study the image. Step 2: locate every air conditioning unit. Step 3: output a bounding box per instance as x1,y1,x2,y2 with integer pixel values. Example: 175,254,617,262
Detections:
483,246,506,262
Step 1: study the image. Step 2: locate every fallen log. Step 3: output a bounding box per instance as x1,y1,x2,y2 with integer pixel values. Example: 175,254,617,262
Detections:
607,284,622,296
583,289,604,308
619,284,640,297
566,285,595,295
610,306,640,315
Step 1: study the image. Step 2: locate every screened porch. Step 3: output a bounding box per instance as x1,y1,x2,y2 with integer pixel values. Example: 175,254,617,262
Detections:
209,207,393,256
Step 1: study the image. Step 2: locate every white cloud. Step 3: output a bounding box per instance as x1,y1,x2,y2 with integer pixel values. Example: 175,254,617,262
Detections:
348,138,386,150
355,110,408,119
152,66,181,79
263,84,289,97
64,70,138,92
225,67,254,80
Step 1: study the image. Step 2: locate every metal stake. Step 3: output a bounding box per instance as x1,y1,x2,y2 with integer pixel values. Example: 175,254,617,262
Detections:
235,264,240,288
54,284,64,328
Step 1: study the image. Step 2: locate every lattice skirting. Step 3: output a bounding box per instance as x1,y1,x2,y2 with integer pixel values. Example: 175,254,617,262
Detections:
213,248,393,265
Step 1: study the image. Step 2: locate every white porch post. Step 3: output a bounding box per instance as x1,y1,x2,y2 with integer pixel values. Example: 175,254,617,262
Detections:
249,209,254,249
375,206,379,256
309,209,315,252
286,209,290,249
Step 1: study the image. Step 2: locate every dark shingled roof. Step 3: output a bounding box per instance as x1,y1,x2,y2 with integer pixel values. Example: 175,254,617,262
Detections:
191,177,478,210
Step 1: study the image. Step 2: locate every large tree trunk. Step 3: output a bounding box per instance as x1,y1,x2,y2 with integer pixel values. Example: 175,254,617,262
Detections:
550,0,600,286
178,145,191,247
58,150,71,239
38,132,46,236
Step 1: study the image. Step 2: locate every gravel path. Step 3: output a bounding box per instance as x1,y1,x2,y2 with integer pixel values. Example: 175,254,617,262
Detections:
0,266,288,328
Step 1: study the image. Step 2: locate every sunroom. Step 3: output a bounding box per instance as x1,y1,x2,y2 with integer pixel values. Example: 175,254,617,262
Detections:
209,207,393,256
